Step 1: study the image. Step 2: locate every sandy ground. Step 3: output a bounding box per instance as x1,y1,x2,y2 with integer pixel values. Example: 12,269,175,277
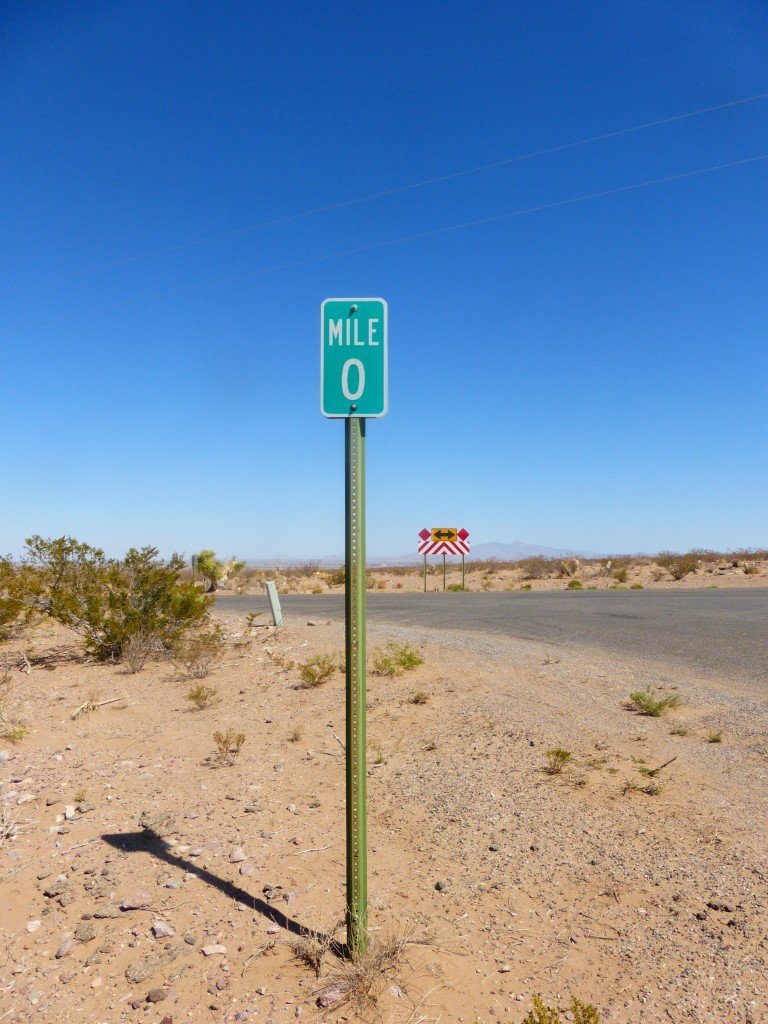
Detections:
1,611,766,1024
246,559,768,595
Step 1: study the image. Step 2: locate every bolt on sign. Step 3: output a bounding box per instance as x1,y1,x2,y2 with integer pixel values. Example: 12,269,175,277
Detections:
321,298,388,418
418,527,470,556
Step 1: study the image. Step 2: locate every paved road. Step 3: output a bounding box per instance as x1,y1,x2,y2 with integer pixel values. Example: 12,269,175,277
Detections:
216,589,768,685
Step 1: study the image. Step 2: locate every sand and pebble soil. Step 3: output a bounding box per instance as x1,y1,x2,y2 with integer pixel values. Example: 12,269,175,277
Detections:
1,610,766,1023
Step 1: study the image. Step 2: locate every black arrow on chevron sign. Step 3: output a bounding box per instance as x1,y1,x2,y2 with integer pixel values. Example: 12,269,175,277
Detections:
433,530,455,540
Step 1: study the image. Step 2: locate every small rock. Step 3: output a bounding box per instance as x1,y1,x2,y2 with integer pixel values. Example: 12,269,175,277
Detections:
434,880,446,891
152,920,176,938
706,900,732,912
239,862,255,876
201,944,227,956
43,880,71,898
63,805,77,821
489,844,499,852
498,965,511,973
94,905,121,919
146,988,167,1003
184,934,197,945
316,983,348,1008
74,922,96,943
121,891,153,911
26,920,42,933
55,939,76,959
229,846,246,863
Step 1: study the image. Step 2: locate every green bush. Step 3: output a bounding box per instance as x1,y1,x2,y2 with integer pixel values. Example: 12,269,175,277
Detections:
628,688,681,717
544,748,572,774
514,995,600,1023
446,583,466,592
299,653,337,688
22,536,211,661
567,578,583,590
371,643,424,677
0,557,39,641
612,567,629,583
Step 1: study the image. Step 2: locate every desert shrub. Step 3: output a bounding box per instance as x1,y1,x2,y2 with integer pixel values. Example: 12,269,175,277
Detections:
627,688,681,717
22,536,211,661
173,623,226,678
567,578,583,590
0,674,29,742
446,583,466,592
410,691,429,705
327,567,346,586
657,552,697,580
744,565,760,575
612,567,629,583
0,557,40,642
213,727,245,765
630,583,644,589
195,550,245,592
122,629,164,673
371,643,424,677
520,583,532,591
518,557,558,581
559,559,579,578
707,729,723,743
512,995,601,1023
299,653,337,688
186,682,219,710
544,748,572,774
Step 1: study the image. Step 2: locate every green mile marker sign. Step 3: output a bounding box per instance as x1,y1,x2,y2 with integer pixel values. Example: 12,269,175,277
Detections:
320,298,388,418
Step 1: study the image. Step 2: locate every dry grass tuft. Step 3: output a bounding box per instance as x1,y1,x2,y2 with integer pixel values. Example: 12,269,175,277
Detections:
173,624,226,679
289,918,344,978
317,925,434,1011
544,748,572,775
627,688,681,717
186,682,219,710
212,727,245,765
299,654,337,688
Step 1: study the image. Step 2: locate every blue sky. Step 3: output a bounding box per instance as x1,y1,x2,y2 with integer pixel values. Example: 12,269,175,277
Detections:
2,1,767,560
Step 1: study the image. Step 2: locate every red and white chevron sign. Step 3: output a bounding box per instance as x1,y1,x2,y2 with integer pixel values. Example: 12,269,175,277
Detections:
418,527,470,556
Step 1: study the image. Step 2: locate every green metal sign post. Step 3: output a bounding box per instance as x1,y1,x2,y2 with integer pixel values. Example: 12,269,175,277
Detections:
322,298,387,958
345,416,367,955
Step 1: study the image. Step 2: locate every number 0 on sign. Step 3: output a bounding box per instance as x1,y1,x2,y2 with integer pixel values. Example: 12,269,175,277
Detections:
321,298,388,418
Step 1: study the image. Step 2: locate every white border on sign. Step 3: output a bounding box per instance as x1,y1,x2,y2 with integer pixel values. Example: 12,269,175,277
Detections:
320,297,389,418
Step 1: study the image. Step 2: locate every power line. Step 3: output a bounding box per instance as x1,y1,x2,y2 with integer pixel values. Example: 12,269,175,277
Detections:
173,152,768,287
112,90,768,265
5,150,766,334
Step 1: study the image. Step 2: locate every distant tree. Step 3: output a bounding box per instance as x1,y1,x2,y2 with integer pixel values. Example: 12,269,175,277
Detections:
195,550,245,593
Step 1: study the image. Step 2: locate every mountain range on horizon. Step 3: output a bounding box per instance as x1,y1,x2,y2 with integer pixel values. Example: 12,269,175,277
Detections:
246,540,604,567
